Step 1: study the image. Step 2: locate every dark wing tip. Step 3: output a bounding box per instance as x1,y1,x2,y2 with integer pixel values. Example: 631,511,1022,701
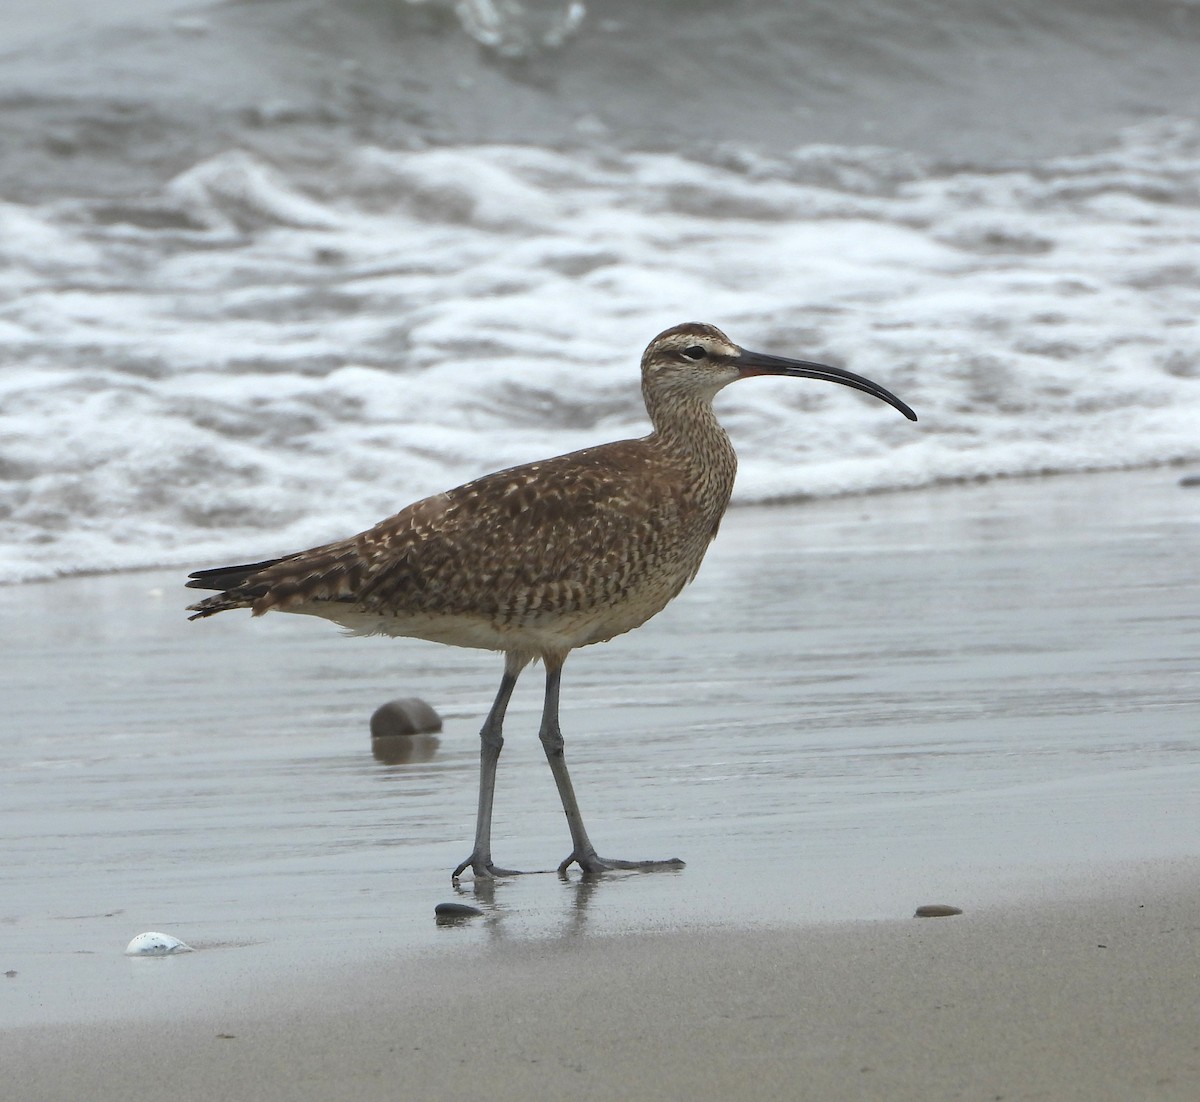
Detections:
185,557,287,592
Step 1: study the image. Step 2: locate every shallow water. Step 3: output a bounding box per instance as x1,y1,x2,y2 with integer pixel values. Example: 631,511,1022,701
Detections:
3,469,1198,1025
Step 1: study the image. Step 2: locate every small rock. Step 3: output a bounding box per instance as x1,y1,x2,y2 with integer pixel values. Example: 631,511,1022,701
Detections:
370,698,443,738
914,904,963,918
435,902,484,923
1179,474,1200,487
125,931,194,955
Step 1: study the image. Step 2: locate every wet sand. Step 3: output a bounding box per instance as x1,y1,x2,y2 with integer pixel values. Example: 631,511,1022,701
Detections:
8,868,1200,1102
4,469,1200,1096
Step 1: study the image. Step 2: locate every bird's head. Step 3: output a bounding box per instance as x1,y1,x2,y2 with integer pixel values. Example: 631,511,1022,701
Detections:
641,322,917,422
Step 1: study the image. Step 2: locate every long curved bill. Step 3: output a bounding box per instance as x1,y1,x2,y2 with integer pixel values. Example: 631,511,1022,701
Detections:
736,349,918,422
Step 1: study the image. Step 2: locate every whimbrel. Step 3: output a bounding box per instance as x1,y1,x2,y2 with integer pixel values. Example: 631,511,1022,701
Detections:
187,323,917,879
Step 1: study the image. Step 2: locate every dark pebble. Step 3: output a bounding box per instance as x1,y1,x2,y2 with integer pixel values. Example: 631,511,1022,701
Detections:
1179,474,1200,487
435,902,484,921
914,904,964,918
370,698,443,738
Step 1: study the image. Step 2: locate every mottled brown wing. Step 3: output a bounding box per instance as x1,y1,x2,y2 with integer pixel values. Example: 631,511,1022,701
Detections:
349,439,691,626
212,438,691,625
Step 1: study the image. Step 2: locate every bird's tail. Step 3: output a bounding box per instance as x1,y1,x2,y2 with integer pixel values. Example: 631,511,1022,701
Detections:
185,556,289,620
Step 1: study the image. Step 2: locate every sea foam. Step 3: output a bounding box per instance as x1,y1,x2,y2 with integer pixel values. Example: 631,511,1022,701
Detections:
1,122,1198,582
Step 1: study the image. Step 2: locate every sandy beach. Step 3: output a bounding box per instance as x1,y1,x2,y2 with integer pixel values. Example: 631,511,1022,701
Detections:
4,469,1200,1098
8,868,1200,1102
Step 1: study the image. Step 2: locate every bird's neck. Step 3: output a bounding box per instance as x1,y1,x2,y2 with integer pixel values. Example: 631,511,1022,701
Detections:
644,384,739,513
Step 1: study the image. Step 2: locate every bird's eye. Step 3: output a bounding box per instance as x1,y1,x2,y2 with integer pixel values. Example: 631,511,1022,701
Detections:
682,345,707,360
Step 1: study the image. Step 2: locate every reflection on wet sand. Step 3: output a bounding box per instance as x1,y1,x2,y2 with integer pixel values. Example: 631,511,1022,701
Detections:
371,734,441,766
443,864,688,939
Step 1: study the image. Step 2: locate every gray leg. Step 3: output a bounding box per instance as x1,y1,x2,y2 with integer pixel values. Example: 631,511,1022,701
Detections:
538,660,685,875
453,659,522,881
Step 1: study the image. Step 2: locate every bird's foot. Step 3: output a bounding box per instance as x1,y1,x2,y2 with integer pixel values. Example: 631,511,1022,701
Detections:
451,853,523,882
558,848,685,876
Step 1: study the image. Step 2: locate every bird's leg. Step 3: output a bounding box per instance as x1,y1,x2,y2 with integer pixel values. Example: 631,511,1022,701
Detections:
453,660,523,881
539,660,685,875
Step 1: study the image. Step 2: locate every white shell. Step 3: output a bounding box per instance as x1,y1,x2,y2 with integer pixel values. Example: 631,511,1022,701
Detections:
124,931,194,956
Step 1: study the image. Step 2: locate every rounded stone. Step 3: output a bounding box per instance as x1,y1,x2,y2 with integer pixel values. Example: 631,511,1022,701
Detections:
370,698,443,738
435,902,484,921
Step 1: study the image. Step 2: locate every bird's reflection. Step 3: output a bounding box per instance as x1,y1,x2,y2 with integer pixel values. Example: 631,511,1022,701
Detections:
443,863,684,939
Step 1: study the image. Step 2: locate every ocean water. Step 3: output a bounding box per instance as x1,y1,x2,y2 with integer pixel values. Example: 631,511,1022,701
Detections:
1,0,1199,584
